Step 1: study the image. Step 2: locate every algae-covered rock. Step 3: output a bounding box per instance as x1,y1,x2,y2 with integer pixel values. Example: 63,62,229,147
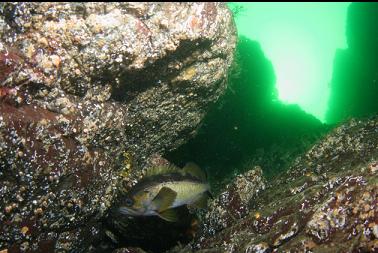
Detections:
0,2,236,252
178,117,378,253
198,166,266,240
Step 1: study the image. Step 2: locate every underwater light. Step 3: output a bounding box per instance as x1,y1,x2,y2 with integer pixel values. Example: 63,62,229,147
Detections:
229,2,350,122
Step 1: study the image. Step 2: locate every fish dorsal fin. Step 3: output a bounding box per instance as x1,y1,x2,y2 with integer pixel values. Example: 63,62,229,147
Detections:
158,208,178,222
183,162,206,181
152,187,177,212
144,165,181,178
188,191,211,209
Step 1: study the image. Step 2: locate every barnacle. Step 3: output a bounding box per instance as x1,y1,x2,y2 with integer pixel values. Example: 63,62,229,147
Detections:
120,151,133,179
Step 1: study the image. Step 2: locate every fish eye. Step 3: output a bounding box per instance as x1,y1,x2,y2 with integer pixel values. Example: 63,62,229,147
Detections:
124,198,133,207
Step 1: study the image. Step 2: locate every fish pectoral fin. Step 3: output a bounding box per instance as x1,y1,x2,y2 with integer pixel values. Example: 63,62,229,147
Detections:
188,192,210,209
183,162,206,181
158,208,178,222
152,187,177,212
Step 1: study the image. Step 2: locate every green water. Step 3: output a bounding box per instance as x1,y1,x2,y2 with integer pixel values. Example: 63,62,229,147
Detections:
228,2,350,122
167,2,378,191
167,36,328,191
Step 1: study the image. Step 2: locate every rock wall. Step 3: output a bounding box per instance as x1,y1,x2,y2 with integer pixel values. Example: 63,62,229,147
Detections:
176,117,378,253
326,2,378,124
0,3,236,252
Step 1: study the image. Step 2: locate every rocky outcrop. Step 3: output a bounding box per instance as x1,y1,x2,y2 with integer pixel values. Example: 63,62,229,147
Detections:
0,2,236,252
176,117,378,253
326,2,378,124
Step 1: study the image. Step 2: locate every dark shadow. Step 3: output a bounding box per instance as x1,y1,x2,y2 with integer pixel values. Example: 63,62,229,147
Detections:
166,36,328,193
91,206,196,253
326,2,378,124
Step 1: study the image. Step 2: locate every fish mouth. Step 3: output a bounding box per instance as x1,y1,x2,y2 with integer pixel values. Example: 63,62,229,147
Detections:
118,206,142,216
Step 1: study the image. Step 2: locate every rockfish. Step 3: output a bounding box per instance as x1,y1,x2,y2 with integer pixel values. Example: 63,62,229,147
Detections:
118,163,212,222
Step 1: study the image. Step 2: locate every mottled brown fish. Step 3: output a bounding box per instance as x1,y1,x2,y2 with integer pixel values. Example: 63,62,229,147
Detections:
118,163,212,222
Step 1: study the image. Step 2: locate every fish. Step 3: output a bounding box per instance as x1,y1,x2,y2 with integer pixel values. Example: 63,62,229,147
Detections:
118,162,212,222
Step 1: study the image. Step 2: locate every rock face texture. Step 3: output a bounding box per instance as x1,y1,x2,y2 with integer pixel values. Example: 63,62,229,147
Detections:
175,117,378,253
0,2,236,252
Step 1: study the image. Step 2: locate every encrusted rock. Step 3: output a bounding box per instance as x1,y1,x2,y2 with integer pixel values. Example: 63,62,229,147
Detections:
180,117,378,253
194,166,266,249
0,2,236,252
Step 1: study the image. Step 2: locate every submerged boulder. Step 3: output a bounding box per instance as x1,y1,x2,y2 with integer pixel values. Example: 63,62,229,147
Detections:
0,2,236,252
176,117,378,253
